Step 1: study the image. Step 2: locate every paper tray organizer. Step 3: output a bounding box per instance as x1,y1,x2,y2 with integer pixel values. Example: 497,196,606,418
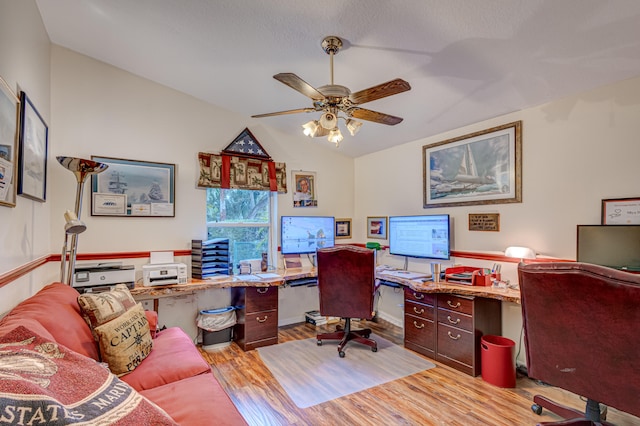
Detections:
445,266,500,286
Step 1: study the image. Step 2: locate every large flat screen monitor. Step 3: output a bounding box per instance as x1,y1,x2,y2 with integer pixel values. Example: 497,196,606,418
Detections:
388,214,450,260
281,216,335,255
577,225,640,271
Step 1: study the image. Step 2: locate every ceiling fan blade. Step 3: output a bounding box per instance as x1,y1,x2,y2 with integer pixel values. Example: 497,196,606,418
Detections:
252,107,316,118
350,108,404,125
274,73,325,101
349,78,411,105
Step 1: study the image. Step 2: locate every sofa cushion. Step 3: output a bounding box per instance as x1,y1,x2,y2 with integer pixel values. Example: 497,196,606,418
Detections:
94,304,153,376
77,284,137,338
0,283,99,361
140,373,248,426
0,326,178,425
119,327,211,391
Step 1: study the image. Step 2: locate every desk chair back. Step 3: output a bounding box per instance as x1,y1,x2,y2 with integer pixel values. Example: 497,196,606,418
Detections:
317,245,376,319
518,262,640,419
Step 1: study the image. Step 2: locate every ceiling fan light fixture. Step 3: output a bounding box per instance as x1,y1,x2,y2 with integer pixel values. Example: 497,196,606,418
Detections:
302,120,320,137
346,119,363,136
319,112,337,129
328,128,343,145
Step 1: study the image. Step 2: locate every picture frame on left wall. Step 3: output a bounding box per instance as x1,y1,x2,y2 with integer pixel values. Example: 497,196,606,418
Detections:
18,91,48,202
0,76,20,208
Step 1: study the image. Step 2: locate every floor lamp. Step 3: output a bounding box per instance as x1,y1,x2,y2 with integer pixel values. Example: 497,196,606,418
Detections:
57,156,108,286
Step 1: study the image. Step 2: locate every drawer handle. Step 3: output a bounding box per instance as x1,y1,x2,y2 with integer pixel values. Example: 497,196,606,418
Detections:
447,315,460,325
447,331,461,340
257,288,268,294
447,300,461,308
413,306,425,315
413,321,425,329
256,316,268,323
413,292,424,300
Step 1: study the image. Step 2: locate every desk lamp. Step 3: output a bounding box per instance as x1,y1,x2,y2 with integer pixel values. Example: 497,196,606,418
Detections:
57,156,108,285
505,246,536,262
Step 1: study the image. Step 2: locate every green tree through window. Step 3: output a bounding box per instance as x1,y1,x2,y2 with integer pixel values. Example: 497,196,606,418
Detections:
206,188,274,271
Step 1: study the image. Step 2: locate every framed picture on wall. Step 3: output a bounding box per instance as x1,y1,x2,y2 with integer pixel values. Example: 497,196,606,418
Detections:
367,216,387,239
17,91,48,202
423,121,522,208
90,156,175,217
0,75,20,208
601,197,640,224
292,170,317,208
335,218,352,239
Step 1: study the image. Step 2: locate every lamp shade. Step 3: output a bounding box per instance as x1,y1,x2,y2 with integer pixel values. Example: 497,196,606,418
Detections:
505,246,536,259
319,112,337,129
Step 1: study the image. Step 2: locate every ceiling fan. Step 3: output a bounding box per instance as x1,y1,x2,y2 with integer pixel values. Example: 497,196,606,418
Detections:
252,36,411,145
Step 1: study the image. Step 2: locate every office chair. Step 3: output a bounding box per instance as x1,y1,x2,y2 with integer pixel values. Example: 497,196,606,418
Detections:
518,262,640,425
316,245,378,358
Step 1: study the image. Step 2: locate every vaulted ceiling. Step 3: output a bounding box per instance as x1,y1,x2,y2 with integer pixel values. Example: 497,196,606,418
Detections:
36,0,640,157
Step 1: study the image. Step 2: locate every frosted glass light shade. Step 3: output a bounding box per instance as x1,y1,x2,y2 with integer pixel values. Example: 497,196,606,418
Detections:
505,246,536,259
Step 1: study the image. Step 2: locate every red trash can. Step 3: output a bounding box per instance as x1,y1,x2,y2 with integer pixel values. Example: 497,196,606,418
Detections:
481,335,516,388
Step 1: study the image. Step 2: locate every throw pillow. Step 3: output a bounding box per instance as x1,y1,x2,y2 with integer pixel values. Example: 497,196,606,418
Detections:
77,284,137,337
0,325,177,425
93,303,153,376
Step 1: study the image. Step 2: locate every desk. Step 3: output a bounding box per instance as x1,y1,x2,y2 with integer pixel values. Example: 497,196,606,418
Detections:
130,267,520,303
130,268,520,370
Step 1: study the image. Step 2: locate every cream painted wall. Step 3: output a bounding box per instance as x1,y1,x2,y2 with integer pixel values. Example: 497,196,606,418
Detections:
0,0,54,315
48,46,354,257
356,75,640,365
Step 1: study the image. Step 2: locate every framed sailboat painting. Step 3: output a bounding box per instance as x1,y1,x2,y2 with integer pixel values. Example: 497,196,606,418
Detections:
90,156,175,217
422,121,522,208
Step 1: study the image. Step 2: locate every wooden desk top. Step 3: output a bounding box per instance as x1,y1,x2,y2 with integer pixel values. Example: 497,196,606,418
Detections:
130,267,520,303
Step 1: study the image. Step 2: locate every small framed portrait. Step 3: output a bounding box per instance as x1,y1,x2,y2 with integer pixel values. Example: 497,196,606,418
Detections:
367,216,387,239
292,170,317,207
335,218,352,239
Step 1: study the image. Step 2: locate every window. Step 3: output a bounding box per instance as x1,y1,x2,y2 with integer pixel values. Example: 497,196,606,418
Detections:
206,188,276,271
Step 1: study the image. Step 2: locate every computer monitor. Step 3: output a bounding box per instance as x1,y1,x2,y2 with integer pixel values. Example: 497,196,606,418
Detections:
577,224,640,271
280,216,335,255
388,214,450,260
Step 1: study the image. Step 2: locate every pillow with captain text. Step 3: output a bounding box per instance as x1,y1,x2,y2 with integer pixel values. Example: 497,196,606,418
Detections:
93,303,153,376
0,325,176,425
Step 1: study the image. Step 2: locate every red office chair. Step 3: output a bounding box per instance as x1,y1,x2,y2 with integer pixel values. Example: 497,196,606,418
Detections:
518,262,640,425
316,245,378,358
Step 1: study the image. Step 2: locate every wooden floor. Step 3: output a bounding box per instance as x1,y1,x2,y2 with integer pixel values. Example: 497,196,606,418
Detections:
199,320,639,426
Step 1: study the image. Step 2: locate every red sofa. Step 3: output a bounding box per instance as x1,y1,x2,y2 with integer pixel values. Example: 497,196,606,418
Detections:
0,282,247,425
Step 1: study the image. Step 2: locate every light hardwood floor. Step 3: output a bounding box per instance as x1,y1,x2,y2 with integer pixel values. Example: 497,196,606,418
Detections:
198,320,639,426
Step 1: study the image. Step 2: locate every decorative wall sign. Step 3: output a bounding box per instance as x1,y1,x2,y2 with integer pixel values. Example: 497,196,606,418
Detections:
91,156,175,217
601,197,640,224
423,121,522,208
468,213,500,231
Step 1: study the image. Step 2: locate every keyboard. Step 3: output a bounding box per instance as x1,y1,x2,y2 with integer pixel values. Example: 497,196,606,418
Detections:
382,270,432,280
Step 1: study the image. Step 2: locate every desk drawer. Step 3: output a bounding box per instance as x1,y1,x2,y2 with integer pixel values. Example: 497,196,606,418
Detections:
404,314,435,355
437,324,474,370
438,308,472,332
244,309,278,342
405,300,434,320
245,287,278,312
404,288,435,305
437,294,473,315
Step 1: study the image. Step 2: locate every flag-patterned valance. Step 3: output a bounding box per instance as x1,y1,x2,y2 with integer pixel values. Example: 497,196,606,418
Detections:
197,152,287,193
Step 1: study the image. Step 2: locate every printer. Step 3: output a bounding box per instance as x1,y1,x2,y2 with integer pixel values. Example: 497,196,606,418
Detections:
73,262,135,293
142,262,188,286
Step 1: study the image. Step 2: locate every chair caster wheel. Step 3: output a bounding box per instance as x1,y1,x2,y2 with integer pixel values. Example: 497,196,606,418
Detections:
317,340,322,346
531,403,542,415
372,347,377,352
339,351,345,358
